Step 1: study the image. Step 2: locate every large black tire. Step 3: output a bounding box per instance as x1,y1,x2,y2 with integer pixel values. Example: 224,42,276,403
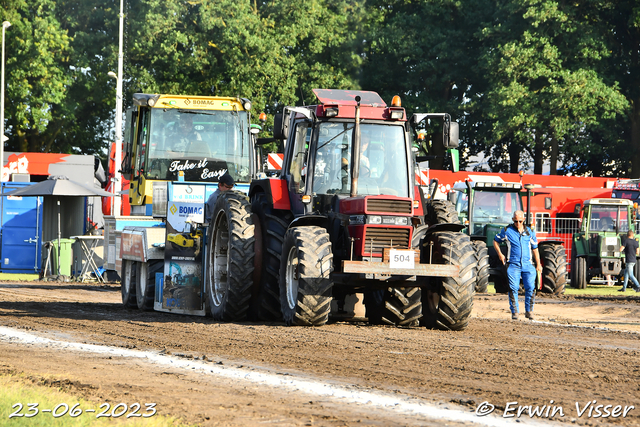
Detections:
251,193,293,320
540,243,567,294
365,287,422,327
365,225,426,327
420,231,475,331
424,200,460,226
279,226,333,326
472,241,490,293
136,260,162,310
572,256,587,289
121,259,137,308
205,192,255,321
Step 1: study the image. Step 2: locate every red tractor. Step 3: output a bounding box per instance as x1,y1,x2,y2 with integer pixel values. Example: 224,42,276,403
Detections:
233,89,476,330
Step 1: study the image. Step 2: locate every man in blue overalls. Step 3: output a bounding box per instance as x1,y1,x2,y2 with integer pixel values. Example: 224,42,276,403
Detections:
493,210,543,320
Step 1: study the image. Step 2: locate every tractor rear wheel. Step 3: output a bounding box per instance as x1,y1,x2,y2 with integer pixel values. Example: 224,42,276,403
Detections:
472,241,490,293
121,260,137,308
424,200,460,226
251,193,292,320
540,243,567,294
420,231,475,331
279,226,333,326
365,287,421,327
365,225,427,327
205,192,255,321
136,260,161,310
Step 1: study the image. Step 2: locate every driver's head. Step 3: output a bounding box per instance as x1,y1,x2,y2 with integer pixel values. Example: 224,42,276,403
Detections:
178,115,194,134
361,133,371,151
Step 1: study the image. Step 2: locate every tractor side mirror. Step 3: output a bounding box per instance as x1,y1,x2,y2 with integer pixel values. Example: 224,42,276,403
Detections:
444,121,459,149
273,113,285,140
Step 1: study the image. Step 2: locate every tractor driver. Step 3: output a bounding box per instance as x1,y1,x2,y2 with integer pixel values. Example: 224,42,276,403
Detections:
167,114,203,156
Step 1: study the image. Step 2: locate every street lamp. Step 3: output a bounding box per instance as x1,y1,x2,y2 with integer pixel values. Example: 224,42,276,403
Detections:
108,0,124,215
1,20,11,182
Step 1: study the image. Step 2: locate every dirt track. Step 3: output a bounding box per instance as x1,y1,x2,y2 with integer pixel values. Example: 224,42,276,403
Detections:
1,281,640,426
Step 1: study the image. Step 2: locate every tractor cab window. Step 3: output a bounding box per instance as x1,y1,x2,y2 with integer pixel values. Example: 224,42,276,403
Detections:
472,191,522,224
143,109,251,183
289,122,311,193
588,205,627,232
312,122,409,197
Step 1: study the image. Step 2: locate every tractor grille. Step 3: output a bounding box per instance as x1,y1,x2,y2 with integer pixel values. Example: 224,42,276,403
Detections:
362,227,411,257
366,198,412,214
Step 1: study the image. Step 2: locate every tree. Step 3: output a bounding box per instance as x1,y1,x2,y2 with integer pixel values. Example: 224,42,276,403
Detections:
478,0,628,174
1,0,73,153
361,0,494,170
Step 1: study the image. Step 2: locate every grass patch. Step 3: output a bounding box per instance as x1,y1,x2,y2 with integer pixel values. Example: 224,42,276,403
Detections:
487,283,634,296
0,373,190,426
0,273,40,281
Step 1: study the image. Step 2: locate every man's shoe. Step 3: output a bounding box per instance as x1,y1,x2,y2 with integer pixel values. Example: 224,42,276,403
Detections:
636,288,640,293
525,311,534,320
511,313,518,320
618,288,626,292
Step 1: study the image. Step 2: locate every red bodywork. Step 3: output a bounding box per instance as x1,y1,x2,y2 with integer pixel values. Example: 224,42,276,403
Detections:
268,178,291,210
102,142,131,216
340,195,414,258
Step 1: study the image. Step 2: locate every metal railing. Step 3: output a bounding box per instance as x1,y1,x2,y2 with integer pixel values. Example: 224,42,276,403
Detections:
532,217,640,274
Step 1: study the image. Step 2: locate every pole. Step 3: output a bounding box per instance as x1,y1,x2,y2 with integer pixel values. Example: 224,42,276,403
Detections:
1,21,11,182
113,0,124,216
57,199,61,276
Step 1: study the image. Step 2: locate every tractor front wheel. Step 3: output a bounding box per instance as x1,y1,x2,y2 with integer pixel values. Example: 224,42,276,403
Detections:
420,231,475,331
279,226,333,326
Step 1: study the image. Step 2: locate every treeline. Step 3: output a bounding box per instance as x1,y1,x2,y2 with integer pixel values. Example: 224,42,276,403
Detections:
0,0,638,176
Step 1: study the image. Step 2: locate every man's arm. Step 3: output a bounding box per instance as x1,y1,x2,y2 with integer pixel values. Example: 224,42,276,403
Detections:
493,240,505,265
533,248,543,272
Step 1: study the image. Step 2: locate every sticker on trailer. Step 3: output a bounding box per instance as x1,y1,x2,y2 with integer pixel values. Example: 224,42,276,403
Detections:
389,249,415,269
170,184,206,202
168,202,204,228
267,153,284,170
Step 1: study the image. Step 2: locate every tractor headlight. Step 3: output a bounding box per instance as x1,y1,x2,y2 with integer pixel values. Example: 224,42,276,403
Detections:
395,217,408,225
369,215,382,224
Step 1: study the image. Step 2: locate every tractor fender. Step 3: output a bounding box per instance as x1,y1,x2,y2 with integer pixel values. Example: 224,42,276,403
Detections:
288,214,329,230
538,239,563,247
573,236,589,257
249,178,291,211
423,223,466,236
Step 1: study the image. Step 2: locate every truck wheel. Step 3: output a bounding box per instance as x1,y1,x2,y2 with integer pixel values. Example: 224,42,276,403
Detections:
136,260,161,310
251,193,292,320
472,241,490,293
365,287,422,327
540,243,567,294
205,192,255,321
572,256,587,289
279,226,333,326
121,260,137,308
420,231,475,331
424,200,460,226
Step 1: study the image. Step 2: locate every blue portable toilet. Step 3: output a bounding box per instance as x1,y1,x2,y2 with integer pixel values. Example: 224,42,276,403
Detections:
0,182,43,273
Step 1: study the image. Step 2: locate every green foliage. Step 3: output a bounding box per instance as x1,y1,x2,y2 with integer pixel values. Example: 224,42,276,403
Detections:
0,0,638,178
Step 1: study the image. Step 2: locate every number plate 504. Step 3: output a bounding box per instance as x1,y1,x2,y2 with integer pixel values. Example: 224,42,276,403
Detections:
389,249,415,269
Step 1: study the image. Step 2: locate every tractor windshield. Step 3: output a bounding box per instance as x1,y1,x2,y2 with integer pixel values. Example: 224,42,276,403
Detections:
587,205,629,232
312,122,409,197
469,190,522,224
142,109,251,183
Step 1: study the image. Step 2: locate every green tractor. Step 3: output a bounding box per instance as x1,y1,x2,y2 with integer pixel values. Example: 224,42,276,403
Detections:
571,198,639,289
452,180,567,294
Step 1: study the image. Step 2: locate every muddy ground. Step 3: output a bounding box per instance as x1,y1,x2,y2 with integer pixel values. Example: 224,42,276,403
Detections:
0,281,639,426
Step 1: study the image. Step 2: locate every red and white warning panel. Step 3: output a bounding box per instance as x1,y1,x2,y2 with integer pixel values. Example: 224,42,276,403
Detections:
267,153,284,170
415,169,429,186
